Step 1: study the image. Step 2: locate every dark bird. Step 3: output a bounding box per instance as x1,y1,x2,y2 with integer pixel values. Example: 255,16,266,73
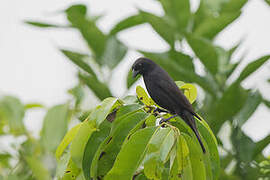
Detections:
132,57,206,153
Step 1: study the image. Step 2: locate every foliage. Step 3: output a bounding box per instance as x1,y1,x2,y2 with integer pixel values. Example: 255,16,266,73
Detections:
0,0,270,179
0,83,220,180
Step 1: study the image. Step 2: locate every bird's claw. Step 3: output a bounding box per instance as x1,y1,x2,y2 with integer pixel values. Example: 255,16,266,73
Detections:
159,118,168,125
154,108,169,113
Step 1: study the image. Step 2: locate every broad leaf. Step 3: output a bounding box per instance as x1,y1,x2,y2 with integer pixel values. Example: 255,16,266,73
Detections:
70,120,96,168
209,83,248,133
194,12,240,40
55,123,82,160
82,120,111,180
26,156,51,180
143,127,175,179
61,49,96,77
136,86,156,107
176,82,198,104
65,4,107,58
231,127,256,163
0,96,25,135
186,35,218,75
79,73,112,100
234,91,261,126
94,110,148,178
253,134,270,158
70,97,121,167
104,127,158,180
40,104,69,152
110,14,146,35
236,55,270,83
183,134,207,180
100,37,127,69
139,11,175,47
159,0,191,31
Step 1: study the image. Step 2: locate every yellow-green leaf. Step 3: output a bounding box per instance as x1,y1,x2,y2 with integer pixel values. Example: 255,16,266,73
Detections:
25,156,51,180
136,85,156,106
55,123,82,160
70,121,96,168
176,81,197,104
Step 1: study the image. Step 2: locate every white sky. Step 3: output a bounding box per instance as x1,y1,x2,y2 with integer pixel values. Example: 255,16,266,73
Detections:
0,0,270,154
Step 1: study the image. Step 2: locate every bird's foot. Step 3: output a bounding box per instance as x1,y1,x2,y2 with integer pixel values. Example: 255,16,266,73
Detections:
153,108,169,113
159,114,178,125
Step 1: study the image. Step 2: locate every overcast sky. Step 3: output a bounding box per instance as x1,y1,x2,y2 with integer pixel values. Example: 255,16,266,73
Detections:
0,0,270,154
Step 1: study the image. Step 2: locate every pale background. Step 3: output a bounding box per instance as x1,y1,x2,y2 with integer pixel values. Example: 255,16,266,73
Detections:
0,0,270,154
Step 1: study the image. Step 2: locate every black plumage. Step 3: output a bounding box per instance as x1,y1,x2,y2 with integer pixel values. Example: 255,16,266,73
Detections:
132,57,206,153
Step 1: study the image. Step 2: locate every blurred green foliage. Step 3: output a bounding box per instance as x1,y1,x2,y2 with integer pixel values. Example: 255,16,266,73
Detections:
1,0,270,179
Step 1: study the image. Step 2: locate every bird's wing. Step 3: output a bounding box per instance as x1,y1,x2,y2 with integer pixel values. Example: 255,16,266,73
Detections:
156,77,200,119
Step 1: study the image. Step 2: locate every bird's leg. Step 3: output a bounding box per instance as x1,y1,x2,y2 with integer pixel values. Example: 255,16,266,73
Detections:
153,107,169,113
159,114,178,125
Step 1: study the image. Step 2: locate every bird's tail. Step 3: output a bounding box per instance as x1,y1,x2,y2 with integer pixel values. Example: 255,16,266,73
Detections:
179,111,206,154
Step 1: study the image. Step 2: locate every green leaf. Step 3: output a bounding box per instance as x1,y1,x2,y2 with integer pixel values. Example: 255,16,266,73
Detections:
89,105,143,179
68,84,85,108
70,120,96,168
186,35,218,75
194,12,241,39
61,49,96,77
82,120,111,180
100,36,127,68
24,103,44,109
55,123,82,160
0,96,25,135
79,73,112,100
70,97,121,167
136,85,156,107
236,55,270,83
171,115,220,179
176,135,193,180
221,0,248,12
139,11,175,47
159,0,191,31
234,91,262,126
25,156,51,180
209,83,248,133
231,127,256,163
88,97,122,126
0,153,11,168
65,4,107,58
265,0,270,6
253,134,270,158
110,14,146,35
176,82,198,104
197,119,220,180
183,134,207,180
122,95,139,104
104,127,158,180
143,127,176,180
62,158,81,180
40,104,69,152
95,111,148,177
169,50,195,71
127,69,140,89
25,21,64,28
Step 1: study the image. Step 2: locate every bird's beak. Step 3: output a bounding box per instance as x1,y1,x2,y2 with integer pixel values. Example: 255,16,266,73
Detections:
132,69,139,78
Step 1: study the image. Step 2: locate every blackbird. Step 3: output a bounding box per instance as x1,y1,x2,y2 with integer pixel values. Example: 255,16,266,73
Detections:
132,57,206,153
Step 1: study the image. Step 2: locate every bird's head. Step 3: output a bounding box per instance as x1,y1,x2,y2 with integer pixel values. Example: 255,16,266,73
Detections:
131,57,155,78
